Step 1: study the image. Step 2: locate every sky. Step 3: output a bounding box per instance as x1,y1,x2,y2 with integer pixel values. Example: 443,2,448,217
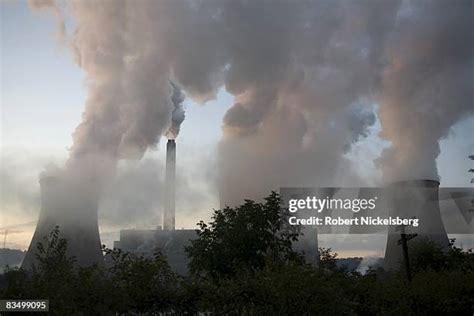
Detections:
1,0,233,250
1,1,473,256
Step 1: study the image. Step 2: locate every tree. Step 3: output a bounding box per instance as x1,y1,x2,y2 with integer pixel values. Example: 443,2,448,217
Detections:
103,247,181,314
318,247,339,272
185,191,303,279
0,227,183,315
2,227,79,315
407,238,474,274
184,193,362,314
408,238,448,273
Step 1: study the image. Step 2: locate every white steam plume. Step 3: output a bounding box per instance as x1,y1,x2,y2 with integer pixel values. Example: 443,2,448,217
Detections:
29,0,473,207
376,0,474,182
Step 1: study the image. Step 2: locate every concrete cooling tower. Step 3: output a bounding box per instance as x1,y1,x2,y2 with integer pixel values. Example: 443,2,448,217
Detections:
22,172,103,269
383,180,449,271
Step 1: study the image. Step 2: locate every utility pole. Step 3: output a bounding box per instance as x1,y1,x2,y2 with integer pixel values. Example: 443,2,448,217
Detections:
396,223,417,282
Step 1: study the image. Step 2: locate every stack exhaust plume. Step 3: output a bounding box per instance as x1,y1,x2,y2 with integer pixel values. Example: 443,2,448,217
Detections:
383,180,449,271
163,139,176,230
22,171,103,269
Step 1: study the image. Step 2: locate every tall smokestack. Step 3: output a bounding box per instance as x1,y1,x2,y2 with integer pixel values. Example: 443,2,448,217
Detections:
163,139,176,230
383,180,449,271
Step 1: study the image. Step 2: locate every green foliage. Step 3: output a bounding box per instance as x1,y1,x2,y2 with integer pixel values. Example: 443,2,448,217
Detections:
0,228,182,315
408,238,449,273
408,238,474,273
185,191,302,279
31,227,77,314
355,270,474,315
103,247,181,314
194,262,358,315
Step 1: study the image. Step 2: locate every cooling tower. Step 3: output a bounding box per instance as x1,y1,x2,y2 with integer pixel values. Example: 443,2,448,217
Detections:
383,180,449,271
22,172,103,269
163,139,176,230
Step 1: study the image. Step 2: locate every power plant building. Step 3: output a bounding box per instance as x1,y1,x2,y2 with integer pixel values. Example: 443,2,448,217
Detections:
114,139,195,274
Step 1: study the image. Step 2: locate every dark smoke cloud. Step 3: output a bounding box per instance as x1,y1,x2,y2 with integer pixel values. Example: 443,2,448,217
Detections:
166,82,186,139
29,0,473,208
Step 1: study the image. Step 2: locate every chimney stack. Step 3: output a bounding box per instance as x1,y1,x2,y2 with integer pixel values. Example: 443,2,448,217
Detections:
163,139,176,230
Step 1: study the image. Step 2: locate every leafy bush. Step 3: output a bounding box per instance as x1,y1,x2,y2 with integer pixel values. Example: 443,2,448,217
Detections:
185,191,303,279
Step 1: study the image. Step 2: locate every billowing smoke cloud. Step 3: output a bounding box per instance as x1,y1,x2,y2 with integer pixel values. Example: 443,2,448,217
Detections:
166,82,186,139
217,0,400,204
376,0,474,182
30,0,473,207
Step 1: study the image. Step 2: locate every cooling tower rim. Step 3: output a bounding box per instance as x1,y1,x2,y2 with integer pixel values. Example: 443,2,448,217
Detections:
389,179,440,187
